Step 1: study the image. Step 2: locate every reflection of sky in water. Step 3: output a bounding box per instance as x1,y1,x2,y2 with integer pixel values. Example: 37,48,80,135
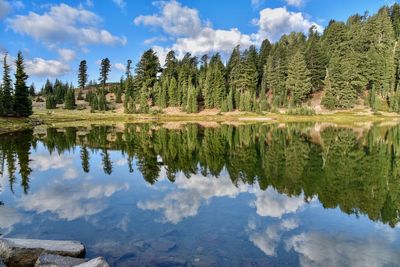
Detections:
1,143,400,266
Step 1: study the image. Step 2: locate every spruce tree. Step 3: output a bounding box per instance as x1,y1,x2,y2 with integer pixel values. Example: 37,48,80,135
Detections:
14,51,32,117
78,60,88,90
2,54,13,116
46,95,57,109
99,58,111,87
186,84,198,113
64,89,76,109
286,50,312,105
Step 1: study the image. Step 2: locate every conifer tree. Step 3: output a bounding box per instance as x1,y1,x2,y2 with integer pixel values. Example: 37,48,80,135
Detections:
14,51,32,117
46,95,57,109
186,84,198,113
2,54,13,116
78,60,88,90
64,89,76,109
287,50,312,105
99,58,111,87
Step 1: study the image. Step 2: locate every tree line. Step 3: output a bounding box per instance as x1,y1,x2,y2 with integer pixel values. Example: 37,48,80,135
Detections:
65,4,400,114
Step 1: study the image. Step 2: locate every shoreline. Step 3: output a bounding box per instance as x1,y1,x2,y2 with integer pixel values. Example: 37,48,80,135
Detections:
1,108,400,135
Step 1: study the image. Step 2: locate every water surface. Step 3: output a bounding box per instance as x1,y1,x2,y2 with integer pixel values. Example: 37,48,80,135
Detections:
1,122,400,266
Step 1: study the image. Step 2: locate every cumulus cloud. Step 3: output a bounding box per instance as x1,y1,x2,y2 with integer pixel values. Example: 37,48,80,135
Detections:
30,153,73,171
286,232,400,267
248,218,298,256
135,1,321,59
0,206,22,232
7,3,127,47
25,58,71,77
134,1,254,58
19,181,129,220
138,172,249,223
58,48,76,62
253,187,305,218
134,0,202,37
0,0,11,19
253,7,322,42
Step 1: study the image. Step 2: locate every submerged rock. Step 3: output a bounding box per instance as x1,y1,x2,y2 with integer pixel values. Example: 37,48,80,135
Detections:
75,257,109,267
0,238,85,267
35,254,87,267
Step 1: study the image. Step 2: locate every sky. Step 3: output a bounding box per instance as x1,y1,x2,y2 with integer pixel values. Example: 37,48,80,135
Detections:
0,0,396,88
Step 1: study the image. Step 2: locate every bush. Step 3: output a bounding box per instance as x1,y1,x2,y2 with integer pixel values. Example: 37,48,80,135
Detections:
286,106,316,116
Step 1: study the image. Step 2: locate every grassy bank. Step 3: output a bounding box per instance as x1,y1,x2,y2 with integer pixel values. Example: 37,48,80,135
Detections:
0,117,40,134
0,108,399,134
31,108,400,126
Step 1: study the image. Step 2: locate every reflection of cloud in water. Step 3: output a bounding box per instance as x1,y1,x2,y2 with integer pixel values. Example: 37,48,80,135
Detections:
138,172,249,224
30,153,73,171
19,182,129,220
0,206,22,234
285,231,400,267
253,188,305,218
138,171,306,224
248,218,298,256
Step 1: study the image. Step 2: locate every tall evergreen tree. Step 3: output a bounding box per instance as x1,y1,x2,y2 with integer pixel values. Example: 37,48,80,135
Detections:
99,58,111,87
287,51,312,105
2,54,13,116
78,60,88,90
13,51,32,117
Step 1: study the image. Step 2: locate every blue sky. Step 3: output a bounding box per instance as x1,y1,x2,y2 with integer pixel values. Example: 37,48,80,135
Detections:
0,0,395,88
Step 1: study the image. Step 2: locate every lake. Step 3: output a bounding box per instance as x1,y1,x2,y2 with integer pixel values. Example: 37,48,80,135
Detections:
1,122,400,266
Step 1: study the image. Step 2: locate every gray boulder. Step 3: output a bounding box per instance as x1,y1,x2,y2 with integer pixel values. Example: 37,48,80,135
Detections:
35,254,87,267
74,257,109,267
0,238,85,267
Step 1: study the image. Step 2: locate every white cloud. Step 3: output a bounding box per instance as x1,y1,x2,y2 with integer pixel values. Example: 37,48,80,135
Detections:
134,0,202,37
248,218,298,256
114,62,126,72
30,153,73,171
253,7,322,42
135,1,321,59
285,0,305,7
25,58,71,77
19,181,129,221
253,187,306,218
85,0,94,7
0,206,22,232
112,0,126,10
58,48,76,62
286,232,400,267
138,172,249,223
0,0,11,19
8,3,127,47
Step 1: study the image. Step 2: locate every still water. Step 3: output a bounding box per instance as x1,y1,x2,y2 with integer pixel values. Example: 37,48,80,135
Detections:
1,122,400,266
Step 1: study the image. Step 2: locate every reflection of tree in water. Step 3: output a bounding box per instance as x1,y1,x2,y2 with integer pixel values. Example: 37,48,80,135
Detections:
3,123,400,227
0,130,33,194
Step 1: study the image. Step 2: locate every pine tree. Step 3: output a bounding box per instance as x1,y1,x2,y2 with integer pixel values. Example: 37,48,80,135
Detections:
64,89,76,109
306,26,328,92
13,51,32,117
286,50,312,105
45,95,57,109
2,54,13,116
29,83,35,97
99,58,111,87
186,84,198,113
116,79,123,104
78,60,88,90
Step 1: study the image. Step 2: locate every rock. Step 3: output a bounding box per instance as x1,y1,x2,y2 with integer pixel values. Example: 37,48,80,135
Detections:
0,260,6,267
34,254,87,267
75,257,109,267
0,238,85,267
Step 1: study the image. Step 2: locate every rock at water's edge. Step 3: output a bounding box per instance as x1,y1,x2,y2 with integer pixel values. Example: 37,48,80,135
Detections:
0,238,85,267
35,254,87,267
75,257,109,267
